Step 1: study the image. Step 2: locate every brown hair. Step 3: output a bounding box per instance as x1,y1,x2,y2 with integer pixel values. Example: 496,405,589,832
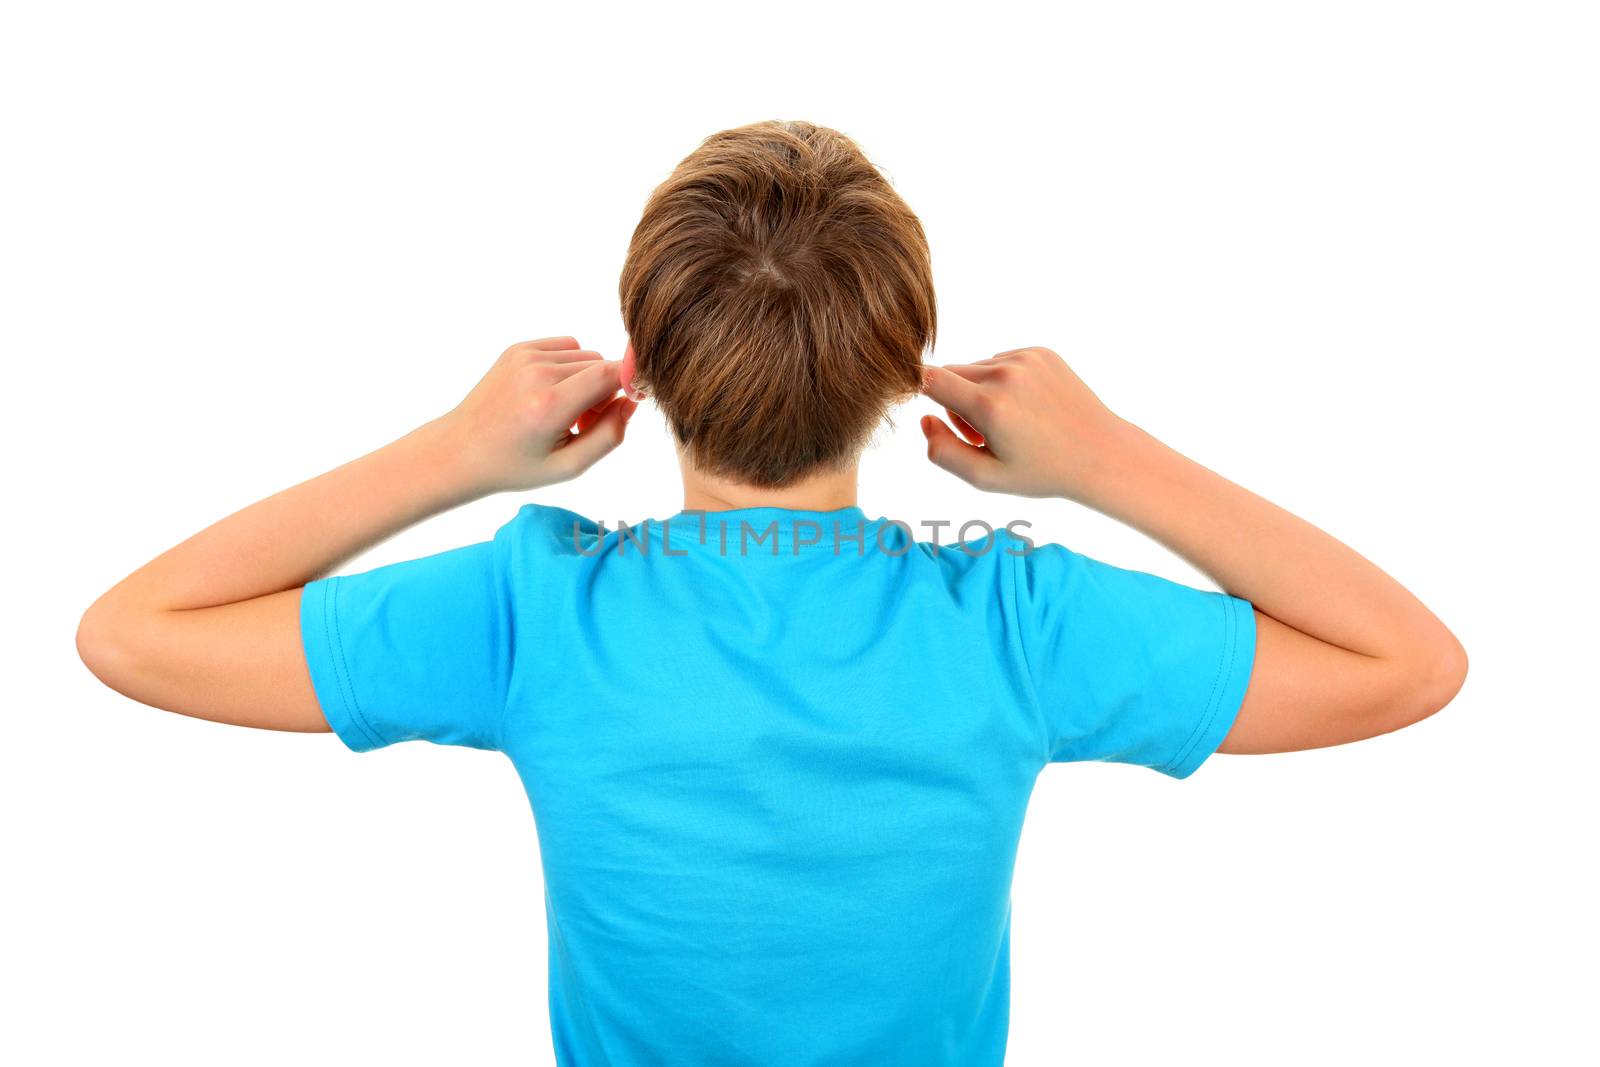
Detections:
619,120,936,487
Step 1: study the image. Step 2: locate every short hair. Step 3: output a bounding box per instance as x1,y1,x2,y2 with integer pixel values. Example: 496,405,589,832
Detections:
619,120,936,488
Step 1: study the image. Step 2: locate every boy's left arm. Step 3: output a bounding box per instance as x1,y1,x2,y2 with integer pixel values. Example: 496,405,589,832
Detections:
76,337,635,732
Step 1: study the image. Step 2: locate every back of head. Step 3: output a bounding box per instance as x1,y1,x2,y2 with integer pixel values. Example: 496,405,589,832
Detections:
620,120,936,488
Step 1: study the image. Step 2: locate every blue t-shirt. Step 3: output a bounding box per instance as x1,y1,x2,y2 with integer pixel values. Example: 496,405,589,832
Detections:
299,504,1256,1066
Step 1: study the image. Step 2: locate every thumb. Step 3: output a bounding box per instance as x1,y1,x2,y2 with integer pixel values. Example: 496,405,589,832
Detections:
552,395,636,476
920,415,998,489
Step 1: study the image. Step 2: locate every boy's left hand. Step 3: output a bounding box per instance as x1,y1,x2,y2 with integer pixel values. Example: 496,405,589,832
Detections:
442,336,638,494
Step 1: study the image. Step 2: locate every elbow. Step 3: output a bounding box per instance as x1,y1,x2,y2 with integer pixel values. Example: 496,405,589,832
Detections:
76,595,138,692
1384,628,1468,735
1418,627,1469,720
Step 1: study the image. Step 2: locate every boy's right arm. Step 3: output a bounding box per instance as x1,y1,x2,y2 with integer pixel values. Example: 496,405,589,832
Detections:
919,347,1467,754
76,337,636,734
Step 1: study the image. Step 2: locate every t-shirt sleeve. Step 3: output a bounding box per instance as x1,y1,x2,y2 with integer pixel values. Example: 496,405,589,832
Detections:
1010,543,1257,779
298,538,513,753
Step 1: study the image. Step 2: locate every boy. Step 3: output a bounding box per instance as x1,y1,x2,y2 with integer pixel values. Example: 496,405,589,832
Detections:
77,120,1466,1066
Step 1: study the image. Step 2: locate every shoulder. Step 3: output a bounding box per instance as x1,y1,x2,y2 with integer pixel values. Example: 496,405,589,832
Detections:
891,519,1046,586
492,502,601,547
903,524,1105,620
492,502,605,556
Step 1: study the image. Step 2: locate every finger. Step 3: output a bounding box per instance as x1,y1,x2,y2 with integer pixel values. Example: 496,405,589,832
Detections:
538,348,605,364
551,360,625,424
543,358,608,384
526,336,581,351
946,408,985,446
945,363,1005,381
920,415,1000,488
979,347,1034,363
574,394,614,434
551,395,636,475
921,364,991,427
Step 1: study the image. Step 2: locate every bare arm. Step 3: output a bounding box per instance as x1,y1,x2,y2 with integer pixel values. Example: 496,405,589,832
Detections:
920,347,1466,753
76,338,635,731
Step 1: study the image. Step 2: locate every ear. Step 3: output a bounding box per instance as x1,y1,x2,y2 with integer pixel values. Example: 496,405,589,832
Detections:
621,339,646,401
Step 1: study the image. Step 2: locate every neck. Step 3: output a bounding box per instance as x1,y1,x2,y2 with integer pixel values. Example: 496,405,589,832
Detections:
679,458,859,513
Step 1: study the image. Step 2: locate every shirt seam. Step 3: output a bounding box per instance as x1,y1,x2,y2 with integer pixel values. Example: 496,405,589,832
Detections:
1156,593,1240,776
323,578,387,750
1005,546,1054,765
492,539,513,752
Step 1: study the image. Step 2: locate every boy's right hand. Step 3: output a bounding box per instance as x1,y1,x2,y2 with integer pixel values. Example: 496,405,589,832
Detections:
443,336,638,495
919,346,1131,503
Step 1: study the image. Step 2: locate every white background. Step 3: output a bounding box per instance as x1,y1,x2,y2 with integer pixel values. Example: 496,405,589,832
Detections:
3,2,1595,1063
